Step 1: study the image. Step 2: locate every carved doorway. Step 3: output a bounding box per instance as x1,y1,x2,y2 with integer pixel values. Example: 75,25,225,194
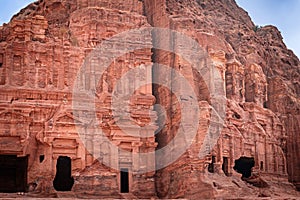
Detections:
233,156,255,178
120,168,129,193
208,155,216,173
53,156,74,191
0,155,28,193
222,157,229,176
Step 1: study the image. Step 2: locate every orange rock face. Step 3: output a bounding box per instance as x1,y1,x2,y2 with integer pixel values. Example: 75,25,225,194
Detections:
0,0,299,199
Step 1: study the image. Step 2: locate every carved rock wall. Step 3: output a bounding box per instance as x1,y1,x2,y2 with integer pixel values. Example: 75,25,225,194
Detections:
0,0,157,198
0,0,299,198
144,0,299,198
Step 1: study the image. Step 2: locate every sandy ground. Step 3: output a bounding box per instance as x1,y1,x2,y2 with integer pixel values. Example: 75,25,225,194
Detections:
0,173,299,199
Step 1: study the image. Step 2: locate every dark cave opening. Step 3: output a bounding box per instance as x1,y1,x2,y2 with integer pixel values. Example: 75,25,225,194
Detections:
0,155,28,193
233,157,255,178
53,156,74,191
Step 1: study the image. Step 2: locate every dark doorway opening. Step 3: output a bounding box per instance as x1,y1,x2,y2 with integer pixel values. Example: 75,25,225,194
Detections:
120,168,129,193
53,156,74,191
39,155,45,163
222,157,229,176
233,156,255,178
0,53,3,67
0,155,28,193
208,156,216,173
260,161,264,171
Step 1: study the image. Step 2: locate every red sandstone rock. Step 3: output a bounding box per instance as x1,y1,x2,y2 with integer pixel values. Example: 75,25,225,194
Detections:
0,0,299,199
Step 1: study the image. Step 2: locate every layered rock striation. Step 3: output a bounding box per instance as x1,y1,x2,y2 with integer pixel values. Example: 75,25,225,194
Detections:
0,0,299,199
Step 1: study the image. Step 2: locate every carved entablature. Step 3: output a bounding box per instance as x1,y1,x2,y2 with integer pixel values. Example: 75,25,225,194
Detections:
0,111,32,155
52,138,79,159
0,111,31,138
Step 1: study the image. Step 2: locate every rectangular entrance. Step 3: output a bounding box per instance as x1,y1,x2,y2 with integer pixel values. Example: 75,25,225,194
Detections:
120,168,129,193
0,155,28,193
222,157,229,176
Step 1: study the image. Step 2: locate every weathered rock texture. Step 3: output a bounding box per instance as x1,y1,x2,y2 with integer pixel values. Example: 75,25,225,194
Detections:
0,0,299,199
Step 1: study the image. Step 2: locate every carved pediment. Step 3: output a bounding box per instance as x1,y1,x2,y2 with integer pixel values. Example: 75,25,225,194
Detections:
56,115,75,124
54,113,84,125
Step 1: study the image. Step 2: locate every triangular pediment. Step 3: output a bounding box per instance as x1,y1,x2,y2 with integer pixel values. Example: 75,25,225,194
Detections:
55,112,85,125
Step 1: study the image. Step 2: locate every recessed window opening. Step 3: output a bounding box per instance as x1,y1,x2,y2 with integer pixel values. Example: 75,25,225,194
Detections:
39,155,45,163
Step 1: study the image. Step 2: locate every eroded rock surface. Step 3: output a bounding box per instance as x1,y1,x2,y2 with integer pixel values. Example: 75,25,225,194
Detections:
0,0,299,199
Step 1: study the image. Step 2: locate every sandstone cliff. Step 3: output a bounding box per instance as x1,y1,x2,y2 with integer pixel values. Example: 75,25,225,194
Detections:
0,0,299,199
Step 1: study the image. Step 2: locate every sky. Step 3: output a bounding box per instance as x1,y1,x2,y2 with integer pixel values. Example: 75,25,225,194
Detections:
0,0,299,58
0,0,34,23
236,0,300,58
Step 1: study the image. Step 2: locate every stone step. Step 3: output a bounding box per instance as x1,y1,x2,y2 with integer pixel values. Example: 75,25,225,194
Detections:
55,191,76,198
120,193,139,200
